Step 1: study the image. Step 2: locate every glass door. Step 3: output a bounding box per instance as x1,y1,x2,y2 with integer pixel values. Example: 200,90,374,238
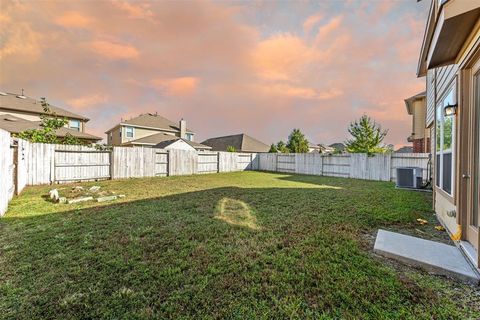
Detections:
473,72,479,231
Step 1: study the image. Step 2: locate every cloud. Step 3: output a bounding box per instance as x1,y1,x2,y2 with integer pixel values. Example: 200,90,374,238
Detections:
55,11,91,28
303,13,324,33
316,15,343,42
151,77,199,96
112,1,153,19
89,40,139,59
253,33,317,81
67,93,109,109
0,0,430,147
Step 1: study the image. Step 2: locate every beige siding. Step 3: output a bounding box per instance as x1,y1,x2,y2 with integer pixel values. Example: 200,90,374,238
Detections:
436,64,458,103
107,125,180,146
412,98,427,138
426,69,435,126
0,109,86,132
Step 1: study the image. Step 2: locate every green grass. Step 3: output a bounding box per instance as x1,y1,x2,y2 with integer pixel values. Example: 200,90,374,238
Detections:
1,172,478,319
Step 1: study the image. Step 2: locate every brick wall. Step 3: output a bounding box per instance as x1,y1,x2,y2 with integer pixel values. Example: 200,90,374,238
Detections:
412,138,430,153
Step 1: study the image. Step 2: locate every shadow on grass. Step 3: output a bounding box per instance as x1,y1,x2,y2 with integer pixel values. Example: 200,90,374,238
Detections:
0,183,467,319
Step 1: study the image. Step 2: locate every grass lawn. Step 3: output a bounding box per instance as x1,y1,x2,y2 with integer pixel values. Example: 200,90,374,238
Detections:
1,171,479,319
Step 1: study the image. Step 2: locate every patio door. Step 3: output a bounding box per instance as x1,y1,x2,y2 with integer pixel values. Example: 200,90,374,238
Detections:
466,68,480,254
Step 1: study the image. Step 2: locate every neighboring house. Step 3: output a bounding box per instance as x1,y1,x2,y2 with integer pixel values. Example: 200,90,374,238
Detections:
417,0,480,268
329,142,346,153
317,144,335,154
308,143,321,153
105,113,211,151
405,91,430,153
123,132,211,151
202,133,270,152
0,91,101,143
395,146,414,153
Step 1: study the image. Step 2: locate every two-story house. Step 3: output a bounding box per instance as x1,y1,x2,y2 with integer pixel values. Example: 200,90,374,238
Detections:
404,91,431,153
105,113,211,151
417,0,480,269
0,91,101,143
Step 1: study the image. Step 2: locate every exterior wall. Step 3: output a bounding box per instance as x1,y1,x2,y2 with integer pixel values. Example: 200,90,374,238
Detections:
412,137,431,153
106,125,182,145
0,109,86,132
121,127,178,144
412,98,427,139
435,191,458,235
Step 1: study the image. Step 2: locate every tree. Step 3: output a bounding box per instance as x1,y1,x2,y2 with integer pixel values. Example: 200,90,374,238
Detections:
269,143,278,153
276,140,290,153
345,115,388,156
16,98,82,145
226,145,236,152
286,129,309,153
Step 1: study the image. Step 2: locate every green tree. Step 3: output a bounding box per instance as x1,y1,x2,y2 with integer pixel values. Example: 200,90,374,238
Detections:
345,115,388,156
16,98,82,145
276,141,290,153
269,143,278,153
286,129,309,153
226,145,236,152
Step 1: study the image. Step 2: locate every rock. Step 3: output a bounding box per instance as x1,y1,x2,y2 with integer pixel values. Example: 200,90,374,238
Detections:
97,195,118,202
89,186,101,192
49,189,59,202
72,186,84,191
58,197,67,204
67,196,93,204
118,195,126,198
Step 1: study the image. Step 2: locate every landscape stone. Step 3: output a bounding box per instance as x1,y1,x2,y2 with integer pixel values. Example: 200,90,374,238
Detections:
67,196,93,204
49,189,59,202
89,186,101,192
97,195,118,202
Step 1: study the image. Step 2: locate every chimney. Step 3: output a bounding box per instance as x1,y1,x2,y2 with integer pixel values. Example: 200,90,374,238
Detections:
179,118,186,139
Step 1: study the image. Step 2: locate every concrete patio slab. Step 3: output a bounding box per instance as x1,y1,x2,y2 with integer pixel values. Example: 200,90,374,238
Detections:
374,229,480,284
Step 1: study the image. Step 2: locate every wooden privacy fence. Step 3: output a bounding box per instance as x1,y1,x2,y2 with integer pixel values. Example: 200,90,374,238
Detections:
5,137,259,188
0,127,430,217
257,152,430,182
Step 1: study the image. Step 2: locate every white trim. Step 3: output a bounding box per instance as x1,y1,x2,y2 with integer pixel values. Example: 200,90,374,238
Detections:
435,87,456,196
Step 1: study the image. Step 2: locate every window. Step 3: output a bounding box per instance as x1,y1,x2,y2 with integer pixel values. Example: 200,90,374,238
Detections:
185,133,193,141
69,120,80,131
125,126,134,138
435,88,455,195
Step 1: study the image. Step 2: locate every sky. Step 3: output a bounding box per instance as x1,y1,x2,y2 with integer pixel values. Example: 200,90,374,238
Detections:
0,0,430,147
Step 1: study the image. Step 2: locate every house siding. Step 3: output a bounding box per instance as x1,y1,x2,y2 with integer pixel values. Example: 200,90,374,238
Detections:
0,109,86,132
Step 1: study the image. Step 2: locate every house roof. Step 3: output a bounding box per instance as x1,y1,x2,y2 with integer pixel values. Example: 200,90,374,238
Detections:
107,113,194,134
0,92,89,121
417,0,480,76
404,91,426,115
308,143,321,149
395,146,414,153
125,132,211,150
0,114,101,141
201,133,270,152
328,142,346,151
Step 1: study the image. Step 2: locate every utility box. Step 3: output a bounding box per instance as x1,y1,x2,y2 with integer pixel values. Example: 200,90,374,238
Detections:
396,167,423,189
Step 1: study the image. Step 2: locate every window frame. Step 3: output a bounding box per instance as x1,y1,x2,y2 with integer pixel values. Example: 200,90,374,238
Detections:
69,119,81,132
125,126,134,138
435,87,456,196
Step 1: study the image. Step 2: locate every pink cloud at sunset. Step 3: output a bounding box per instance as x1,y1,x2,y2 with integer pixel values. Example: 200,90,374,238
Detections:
151,77,200,96
0,0,429,147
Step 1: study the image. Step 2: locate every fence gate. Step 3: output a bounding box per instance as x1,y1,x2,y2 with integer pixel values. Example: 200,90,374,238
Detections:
155,150,169,176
